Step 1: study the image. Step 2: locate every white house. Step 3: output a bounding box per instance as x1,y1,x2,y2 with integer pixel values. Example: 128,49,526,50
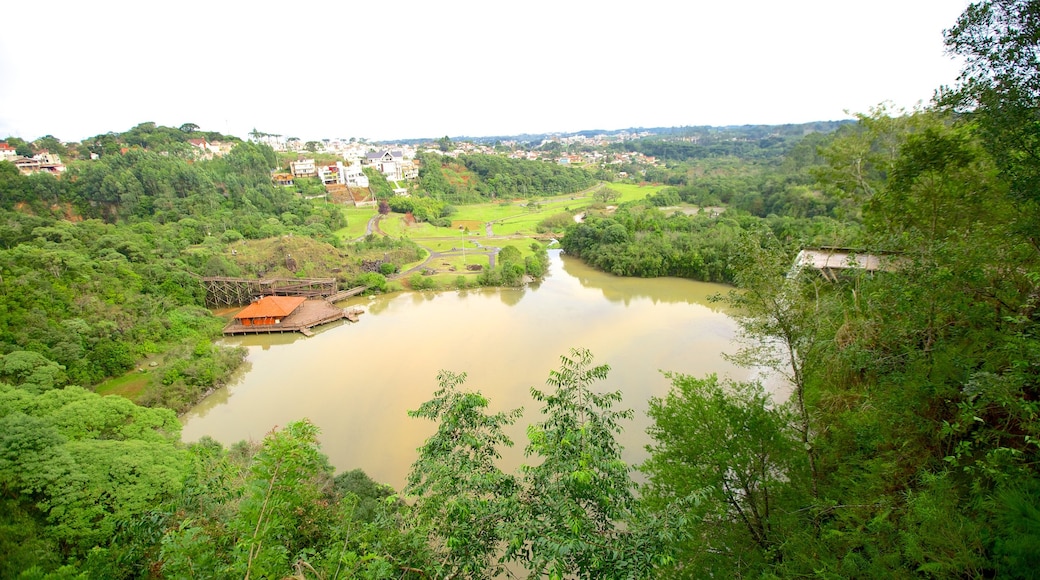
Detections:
290,158,317,178
343,161,369,188
365,150,404,181
0,142,18,161
318,162,346,186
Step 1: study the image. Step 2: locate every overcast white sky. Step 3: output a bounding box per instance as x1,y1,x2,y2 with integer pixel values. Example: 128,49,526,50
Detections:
0,0,972,143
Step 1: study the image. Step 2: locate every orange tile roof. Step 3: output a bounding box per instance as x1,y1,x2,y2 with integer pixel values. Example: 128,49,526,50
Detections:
234,295,306,319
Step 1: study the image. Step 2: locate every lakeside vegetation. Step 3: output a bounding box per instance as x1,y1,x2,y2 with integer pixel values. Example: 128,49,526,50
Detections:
2,1,1040,577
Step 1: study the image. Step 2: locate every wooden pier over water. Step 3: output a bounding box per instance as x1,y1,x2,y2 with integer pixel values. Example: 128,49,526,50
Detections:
222,300,364,336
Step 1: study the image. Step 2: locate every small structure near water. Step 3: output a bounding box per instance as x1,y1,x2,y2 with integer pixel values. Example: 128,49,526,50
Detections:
790,247,898,281
224,295,360,336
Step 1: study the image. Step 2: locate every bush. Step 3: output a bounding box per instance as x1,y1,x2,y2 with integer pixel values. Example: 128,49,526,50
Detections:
356,272,388,293
409,273,438,291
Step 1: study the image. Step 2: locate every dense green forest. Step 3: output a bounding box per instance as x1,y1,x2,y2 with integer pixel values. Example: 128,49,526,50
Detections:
417,151,597,202
2,1,1040,577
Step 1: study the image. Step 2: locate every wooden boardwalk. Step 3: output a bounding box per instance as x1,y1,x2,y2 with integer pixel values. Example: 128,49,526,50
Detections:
202,276,365,307
325,286,368,303
223,300,361,336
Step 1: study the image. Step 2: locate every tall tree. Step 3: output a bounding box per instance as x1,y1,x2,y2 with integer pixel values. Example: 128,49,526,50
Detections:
642,374,801,577
406,371,522,579
943,0,1040,215
507,348,650,579
719,231,832,497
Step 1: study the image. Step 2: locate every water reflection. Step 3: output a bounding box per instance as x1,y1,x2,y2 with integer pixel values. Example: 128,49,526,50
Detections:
181,250,748,490
560,253,730,309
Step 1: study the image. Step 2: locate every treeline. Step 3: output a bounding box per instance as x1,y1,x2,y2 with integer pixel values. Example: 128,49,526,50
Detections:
1,142,344,246
559,124,869,284
417,151,596,201
562,205,859,283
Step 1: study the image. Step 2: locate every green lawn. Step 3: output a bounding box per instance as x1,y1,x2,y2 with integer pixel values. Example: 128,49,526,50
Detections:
607,182,666,202
336,206,379,240
96,369,152,400
339,182,666,281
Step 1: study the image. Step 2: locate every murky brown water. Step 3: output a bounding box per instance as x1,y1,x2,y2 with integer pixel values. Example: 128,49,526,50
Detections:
181,250,750,489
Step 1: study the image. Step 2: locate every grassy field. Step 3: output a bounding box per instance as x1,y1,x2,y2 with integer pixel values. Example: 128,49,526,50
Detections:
336,206,379,240
96,367,153,399
331,182,667,288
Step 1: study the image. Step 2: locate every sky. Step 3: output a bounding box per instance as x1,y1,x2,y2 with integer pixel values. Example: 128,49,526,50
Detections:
0,0,973,144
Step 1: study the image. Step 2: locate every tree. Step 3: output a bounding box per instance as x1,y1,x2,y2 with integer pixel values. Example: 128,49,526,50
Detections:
406,371,522,578
229,420,332,579
7,137,34,157
718,231,831,497
943,0,1040,209
179,123,200,133
33,135,68,158
0,351,67,393
642,374,801,577
507,348,650,579
593,186,621,204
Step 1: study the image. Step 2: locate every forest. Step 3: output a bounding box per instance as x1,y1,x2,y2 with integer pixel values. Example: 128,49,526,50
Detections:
2,1,1040,577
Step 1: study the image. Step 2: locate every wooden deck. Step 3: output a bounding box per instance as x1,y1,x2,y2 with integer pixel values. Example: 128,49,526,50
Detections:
790,247,899,281
223,299,360,336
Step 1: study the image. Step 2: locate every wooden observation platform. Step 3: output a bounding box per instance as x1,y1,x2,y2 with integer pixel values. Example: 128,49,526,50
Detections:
202,277,337,308
790,247,898,281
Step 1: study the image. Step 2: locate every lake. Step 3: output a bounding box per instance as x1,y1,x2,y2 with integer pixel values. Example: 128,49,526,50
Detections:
180,250,751,489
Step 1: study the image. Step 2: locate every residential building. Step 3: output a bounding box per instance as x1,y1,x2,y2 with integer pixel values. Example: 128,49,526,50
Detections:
365,150,405,181
13,151,65,176
318,162,346,186
0,142,17,161
272,172,295,186
343,161,369,188
290,158,317,178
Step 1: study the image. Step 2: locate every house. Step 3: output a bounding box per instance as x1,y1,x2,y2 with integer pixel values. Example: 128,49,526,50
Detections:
401,159,419,180
233,295,306,327
343,161,369,188
272,172,295,186
209,140,235,156
364,149,405,181
0,142,17,161
318,162,345,186
12,152,65,176
290,158,317,178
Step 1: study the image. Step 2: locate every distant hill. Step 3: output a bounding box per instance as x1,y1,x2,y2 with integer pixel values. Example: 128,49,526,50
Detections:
383,120,855,146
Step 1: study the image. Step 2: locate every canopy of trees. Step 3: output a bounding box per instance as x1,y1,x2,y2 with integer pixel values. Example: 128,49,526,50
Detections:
3,4,1040,575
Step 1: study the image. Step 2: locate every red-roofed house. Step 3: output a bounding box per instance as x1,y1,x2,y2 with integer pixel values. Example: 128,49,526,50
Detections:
0,142,16,161
233,295,306,327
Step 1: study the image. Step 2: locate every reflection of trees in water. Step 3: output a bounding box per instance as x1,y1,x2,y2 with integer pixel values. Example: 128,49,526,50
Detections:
410,290,437,305
498,287,525,307
559,253,730,310
184,359,251,420
354,295,391,315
